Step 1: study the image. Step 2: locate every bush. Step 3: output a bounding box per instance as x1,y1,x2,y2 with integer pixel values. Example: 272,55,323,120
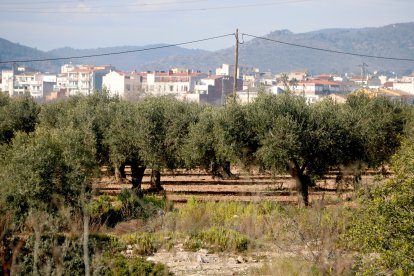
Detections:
89,196,123,228
101,254,171,276
249,258,322,276
16,235,89,275
119,232,164,256
88,191,169,228
347,138,414,274
184,227,250,252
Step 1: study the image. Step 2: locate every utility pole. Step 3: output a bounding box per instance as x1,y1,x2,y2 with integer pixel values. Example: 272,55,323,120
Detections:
233,29,239,99
359,62,368,87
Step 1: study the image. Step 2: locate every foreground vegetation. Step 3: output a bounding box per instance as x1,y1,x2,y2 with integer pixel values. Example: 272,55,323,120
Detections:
0,91,413,275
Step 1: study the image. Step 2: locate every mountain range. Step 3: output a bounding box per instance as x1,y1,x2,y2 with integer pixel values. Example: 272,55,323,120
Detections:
1,22,414,75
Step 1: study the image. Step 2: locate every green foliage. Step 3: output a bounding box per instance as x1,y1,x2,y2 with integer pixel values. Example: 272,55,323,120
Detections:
119,232,164,256
344,93,407,167
137,96,200,171
182,103,256,176
104,101,142,166
0,125,97,223
185,227,250,252
250,258,322,276
0,94,39,144
101,254,171,276
347,137,414,274
88,191,168,227
15,232,119,275
12,231,169,275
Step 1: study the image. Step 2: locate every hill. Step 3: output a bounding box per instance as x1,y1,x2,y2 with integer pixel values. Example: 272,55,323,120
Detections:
1,23,414,74
47,46,210,71
143,23,414,75
0,38,57,72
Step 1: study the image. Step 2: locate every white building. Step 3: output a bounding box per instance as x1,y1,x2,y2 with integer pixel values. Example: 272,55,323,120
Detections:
293,80,351,95
1,70,14,95
194,75,241,105
55,64,113,96
393,81,414,95
215,64,259,79
144,70,206,96
103,71,143,98
1,68,56,98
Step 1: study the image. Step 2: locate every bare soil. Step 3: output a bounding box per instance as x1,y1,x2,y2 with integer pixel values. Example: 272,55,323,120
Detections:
93,168,372,206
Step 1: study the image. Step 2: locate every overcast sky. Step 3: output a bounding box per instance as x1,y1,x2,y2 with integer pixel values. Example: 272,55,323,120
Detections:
0,0,413,51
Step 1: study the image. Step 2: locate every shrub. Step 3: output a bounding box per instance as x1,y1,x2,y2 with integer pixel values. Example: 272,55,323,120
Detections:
250,258,322,276
88,192,169,228
346,138,414,274
184,227,250,252
119,232,164,256
102,254,171,276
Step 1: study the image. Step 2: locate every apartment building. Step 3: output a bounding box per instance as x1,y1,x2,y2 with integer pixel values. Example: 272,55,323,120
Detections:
1,67,56,98
194,75,241,105
103,71,143,98
56,64,113,96
144,70,206,96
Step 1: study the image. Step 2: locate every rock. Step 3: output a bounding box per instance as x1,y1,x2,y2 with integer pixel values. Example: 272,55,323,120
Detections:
198,248,208,255
248,257,257,263
197,254,209,263
237,256,246,263
228,257,237,264
146,256,156,262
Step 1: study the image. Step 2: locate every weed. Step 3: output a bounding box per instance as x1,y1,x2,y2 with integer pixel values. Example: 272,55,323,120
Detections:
184,227,250,252
249,258,322,276
101,254,171,276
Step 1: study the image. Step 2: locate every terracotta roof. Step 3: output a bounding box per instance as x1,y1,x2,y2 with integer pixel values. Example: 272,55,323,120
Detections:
205,75,226,80
299,80,343,86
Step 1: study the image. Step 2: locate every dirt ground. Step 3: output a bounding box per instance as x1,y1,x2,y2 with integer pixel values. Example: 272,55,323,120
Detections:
96,168,376,275
94,168,365,206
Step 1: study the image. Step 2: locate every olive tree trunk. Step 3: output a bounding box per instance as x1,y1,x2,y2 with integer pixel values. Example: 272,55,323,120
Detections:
150,169,163,192
288,159,309,206
114,162,127,182
130,160,145,197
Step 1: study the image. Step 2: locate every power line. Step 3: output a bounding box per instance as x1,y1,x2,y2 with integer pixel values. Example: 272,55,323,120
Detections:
241,33,414,62
0,33,234,64
0,0,210,9
0,0,311,14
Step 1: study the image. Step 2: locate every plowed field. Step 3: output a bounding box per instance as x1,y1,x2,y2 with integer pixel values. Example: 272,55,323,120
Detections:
93,168,375,205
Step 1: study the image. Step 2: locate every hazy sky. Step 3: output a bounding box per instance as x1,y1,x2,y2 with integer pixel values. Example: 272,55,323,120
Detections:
0,0,413,51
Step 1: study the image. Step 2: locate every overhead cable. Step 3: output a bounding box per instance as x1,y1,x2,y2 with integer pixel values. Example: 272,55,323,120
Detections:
0,0,311,14
0,33,234,64
241,33,414,62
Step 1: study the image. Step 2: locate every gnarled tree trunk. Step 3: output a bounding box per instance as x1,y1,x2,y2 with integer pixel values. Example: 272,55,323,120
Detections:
130,160,145,197
288,159,310,206
114,162,127,182
150,169,163,192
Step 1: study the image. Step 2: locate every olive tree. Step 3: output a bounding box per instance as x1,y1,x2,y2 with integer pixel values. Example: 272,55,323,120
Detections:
0,124,97,275
250,92,407,206
251,93,352,206
344,93,406,169
0,94,39,144
104,101,145,195
183,102,258,177
347,136,414,274
136,96,200,191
